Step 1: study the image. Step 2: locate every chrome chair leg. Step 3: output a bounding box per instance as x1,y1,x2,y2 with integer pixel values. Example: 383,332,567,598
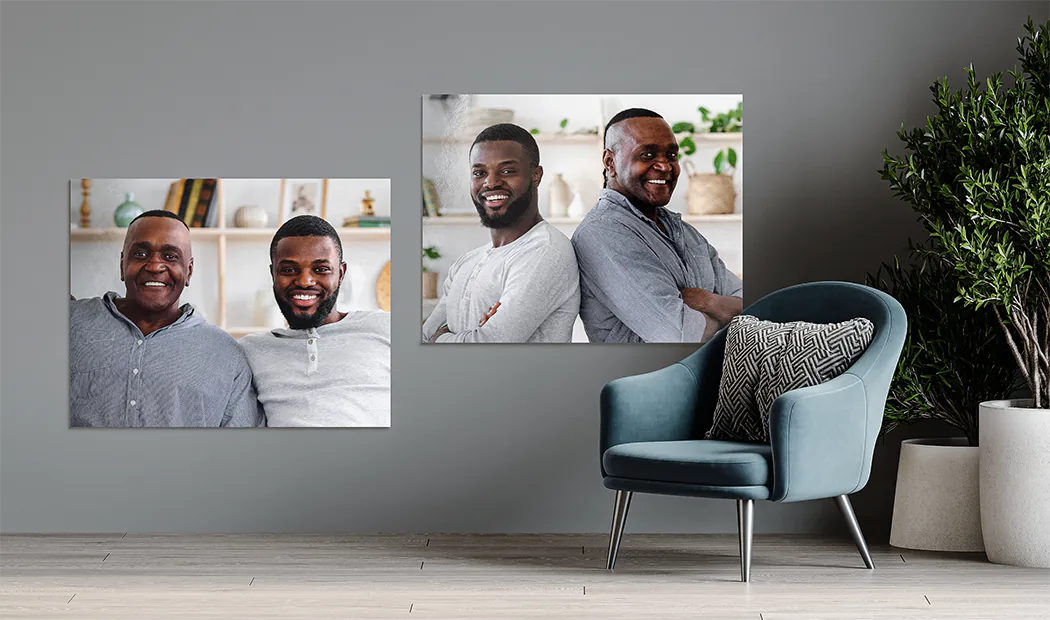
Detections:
606,490,633,570
737,499,754,582
835,494,875,569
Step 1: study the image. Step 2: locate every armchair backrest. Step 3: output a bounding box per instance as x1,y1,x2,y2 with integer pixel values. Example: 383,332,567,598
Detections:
680,281,906,481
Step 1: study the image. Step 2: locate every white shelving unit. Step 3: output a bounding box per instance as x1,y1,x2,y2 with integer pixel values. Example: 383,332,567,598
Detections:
422,214,742,226
71,179,391,338
422,132,741,145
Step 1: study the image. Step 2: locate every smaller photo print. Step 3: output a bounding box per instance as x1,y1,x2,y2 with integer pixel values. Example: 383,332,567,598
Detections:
69,178,392,429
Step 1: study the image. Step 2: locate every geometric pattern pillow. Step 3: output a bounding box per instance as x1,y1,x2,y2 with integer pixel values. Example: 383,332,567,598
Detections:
705,315,875,443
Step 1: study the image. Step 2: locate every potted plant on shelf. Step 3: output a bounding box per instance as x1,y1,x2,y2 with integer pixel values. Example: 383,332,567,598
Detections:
673,104,742,215
868,250,1018,552
879,17,1049,568
422,246,441,300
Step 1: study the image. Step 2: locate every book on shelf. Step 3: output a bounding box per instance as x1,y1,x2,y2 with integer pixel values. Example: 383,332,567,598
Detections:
343,215,391,228
163,179,219,227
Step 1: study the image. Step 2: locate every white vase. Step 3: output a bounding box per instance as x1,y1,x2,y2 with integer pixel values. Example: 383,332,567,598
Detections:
979,399,1050,568
234,205,268,228
889,438,983,552
548,173,572,218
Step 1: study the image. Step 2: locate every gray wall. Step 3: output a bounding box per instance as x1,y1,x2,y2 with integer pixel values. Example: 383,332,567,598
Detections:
2,1,1043,535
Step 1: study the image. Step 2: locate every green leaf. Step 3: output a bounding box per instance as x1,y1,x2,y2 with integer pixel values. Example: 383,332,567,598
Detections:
713,150,725,175
529,128,540,134
559,118,568,129
727,147,738,168
671,122,695,134
680,136,696,156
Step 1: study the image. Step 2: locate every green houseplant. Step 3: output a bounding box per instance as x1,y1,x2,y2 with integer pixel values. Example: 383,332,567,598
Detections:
422,246,441,300
869,249,1019,446
880,17,1048,409
868,249,1018,552
672,103,743,215
879,17,1049,567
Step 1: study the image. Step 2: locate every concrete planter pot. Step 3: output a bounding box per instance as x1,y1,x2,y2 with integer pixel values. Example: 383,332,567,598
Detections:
889,438,983,552
979,399,1050,568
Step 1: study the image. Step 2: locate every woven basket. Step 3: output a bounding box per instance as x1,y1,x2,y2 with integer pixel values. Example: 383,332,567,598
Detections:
684,160,736,215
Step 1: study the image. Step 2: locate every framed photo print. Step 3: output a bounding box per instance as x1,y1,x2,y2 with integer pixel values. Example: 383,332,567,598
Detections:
279,178,328,223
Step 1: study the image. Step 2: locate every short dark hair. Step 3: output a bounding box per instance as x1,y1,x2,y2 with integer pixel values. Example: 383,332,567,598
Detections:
470,123,540,169
270,215,343,263
603,108,665,147
129,209,188,229
602,108,666,187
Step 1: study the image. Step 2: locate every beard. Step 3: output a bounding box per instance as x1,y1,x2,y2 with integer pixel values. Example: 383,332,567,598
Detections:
473,182,535,229
274,288,340,330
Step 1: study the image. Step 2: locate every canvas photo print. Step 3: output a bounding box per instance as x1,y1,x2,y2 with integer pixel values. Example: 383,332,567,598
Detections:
421,94,744,344
69,178,392,428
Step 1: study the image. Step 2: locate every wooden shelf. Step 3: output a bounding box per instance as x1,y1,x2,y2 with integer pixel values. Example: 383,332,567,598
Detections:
423,214,742,226
423,133,601,145
422,132,741,145
70,227,391,241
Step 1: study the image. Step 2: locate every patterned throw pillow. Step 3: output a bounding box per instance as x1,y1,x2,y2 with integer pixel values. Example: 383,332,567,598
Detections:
705,315,875,443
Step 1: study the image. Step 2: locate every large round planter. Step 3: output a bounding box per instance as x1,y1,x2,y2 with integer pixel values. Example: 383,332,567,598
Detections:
889,438,983,552
979,399,1050,568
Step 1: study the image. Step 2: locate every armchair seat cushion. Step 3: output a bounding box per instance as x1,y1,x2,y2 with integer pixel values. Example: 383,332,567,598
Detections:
603,440,773,487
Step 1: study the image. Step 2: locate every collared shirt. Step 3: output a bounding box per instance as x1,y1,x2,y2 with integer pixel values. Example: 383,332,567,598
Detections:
421,220,580,343
571,189,744,343
239,310,391,427
69,292,263,427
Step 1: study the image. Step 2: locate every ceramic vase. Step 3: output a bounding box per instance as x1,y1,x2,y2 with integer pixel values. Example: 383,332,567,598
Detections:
234,205,268,228
113,192,144,228
548,174,572,218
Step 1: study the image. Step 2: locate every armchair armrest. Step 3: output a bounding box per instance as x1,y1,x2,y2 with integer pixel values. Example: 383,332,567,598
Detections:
767,372,874,503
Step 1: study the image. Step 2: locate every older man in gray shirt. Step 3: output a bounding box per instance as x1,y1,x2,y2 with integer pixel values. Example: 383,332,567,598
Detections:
70,211,261,427
572,109,743,343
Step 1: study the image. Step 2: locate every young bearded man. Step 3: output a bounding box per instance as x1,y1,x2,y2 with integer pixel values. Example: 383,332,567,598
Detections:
571,108,744,343
69,210,261,427
239,216,391,427
421,123,580,343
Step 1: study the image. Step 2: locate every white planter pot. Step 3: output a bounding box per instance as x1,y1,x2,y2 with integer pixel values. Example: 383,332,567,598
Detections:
979,399,1050,568
889,438,983,552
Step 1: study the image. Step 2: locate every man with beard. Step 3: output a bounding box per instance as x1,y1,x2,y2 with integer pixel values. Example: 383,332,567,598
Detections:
422,123,580,343
239,216,391,427
571,108,743,343
69,210,262,427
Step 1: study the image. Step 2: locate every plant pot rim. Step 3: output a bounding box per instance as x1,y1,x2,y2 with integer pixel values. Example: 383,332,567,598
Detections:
900,437,975,448
980,399,1039,410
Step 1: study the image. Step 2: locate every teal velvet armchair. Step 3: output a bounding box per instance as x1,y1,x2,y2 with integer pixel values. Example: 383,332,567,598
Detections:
599,281,907,581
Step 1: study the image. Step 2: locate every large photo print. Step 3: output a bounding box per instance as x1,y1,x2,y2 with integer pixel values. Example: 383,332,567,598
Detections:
421,95,744,344
69,178,392,428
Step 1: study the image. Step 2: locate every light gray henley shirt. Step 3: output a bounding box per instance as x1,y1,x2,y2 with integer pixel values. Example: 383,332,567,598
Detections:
239,310,391,427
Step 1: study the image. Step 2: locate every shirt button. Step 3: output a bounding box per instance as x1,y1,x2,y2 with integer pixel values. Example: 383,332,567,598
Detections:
137,339,143,345
308,339,314,345
133,368,139,375
310,355,316,361
130,400,137,406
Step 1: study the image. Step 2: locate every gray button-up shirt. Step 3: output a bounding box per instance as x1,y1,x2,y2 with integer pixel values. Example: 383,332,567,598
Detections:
69,292,262,427
571,189,744,343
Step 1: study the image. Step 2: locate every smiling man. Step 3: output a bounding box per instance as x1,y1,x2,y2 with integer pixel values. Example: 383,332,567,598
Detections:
571,108,743,343
421,123,580,343
69,210,262,427
239,215,391,427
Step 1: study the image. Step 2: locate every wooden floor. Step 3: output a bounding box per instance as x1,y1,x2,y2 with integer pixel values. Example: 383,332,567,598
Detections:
1,534,1047,619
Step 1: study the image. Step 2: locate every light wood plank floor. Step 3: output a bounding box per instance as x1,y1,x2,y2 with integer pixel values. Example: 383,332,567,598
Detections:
2,534,1047,619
